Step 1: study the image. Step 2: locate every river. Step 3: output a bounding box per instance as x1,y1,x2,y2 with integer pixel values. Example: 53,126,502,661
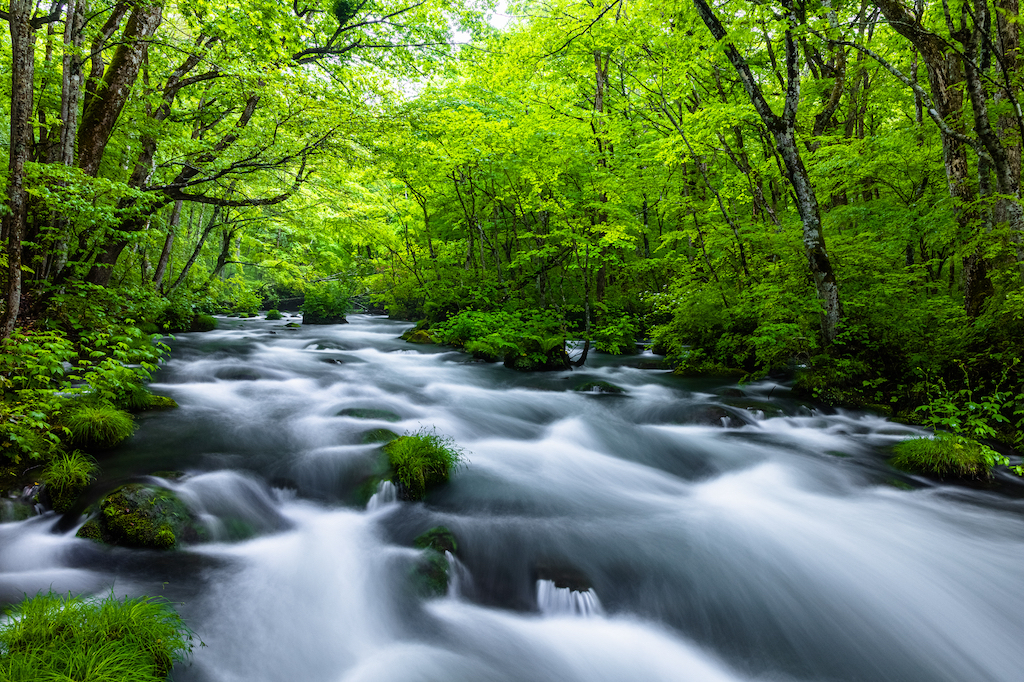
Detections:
2,314,1024,682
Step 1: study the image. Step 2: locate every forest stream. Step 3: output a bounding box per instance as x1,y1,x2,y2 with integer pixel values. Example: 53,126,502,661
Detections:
3,314,1024,682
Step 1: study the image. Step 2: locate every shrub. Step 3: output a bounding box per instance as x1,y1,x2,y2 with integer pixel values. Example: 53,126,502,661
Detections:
0,591,195,681
43,451,98,512
383,428,464,500
63,404,134,448
301,280,352,324
890,435,991,478
265,309,283,320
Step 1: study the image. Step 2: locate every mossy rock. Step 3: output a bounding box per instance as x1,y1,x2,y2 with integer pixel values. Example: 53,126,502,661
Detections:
338,408,402,422
191,314,217,332
265,309,283,320
360,428,400,444
573,381,626,394
401,329,435,344
284,322,301,328
142,395,178,411
413,550,450,597
414,526,457,554
890,436,991,479
76,484,205,549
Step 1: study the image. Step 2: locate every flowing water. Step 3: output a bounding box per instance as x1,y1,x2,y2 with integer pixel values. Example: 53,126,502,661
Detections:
3,314,1024,682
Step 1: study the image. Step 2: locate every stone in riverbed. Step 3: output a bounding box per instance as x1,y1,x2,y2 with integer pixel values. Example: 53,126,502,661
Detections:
76,483,205,550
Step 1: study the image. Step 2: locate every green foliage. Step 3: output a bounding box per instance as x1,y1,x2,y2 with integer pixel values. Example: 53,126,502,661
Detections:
265,309,283,320
0,591,195,682
433,310,569,370
62,404,135,449
43,451,98,513
592,314,639,354
301,280,353,323
191,314,218,332
383,428,465,500
891,435,991,479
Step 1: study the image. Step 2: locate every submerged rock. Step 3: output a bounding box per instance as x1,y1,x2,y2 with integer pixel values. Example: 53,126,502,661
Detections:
338,408,402,422
573,381,626,395
302,312,349,325
360,428,400,444
76,484,205,550
401,329,436,344
412,526,458,596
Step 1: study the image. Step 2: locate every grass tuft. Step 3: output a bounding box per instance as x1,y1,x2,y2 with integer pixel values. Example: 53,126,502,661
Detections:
890,435,990,478
265,309,283,320
63,404,134,448
43,451,98,512
383,428,464,500
0,591,196,682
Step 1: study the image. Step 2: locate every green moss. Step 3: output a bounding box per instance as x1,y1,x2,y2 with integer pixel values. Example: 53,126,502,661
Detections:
384,428,464,500
573,381,626,394
0,591,195,681
360,428,400,444
265,309,283,320
85,484,205,549
43,451,98,513
284,322,301,328
890,435,990,478
401,329,435,344
62,404,134,448
143,394,179,410
339,408,402,422
191,314,217,331
414,526,457,554
137,321,160,335
76,519,103,541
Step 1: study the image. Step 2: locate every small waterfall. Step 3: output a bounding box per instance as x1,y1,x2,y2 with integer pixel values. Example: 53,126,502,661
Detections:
366,480,397,510
536,579,604,617
445,550,474,599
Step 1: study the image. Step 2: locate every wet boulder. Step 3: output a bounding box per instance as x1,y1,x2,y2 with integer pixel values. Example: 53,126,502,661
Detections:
76,484,205,550
412,526,458,596
573,381,626,395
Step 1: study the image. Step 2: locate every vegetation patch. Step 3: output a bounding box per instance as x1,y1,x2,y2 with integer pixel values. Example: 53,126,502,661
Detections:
62,404,135,449
890,435,992,479
77,484,205,549
191,314,217,331
42,451,98,513
301,281,351,324
0,591,195,682
142,395,179,411
383,428,465,500
360,428,400,444
265,309,283,320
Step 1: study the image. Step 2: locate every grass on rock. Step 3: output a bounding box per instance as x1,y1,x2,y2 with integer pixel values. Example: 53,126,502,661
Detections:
383,428,464,500
891,435,990,478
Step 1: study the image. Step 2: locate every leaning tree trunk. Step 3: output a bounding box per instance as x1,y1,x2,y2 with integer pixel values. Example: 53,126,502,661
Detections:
693,0,842,343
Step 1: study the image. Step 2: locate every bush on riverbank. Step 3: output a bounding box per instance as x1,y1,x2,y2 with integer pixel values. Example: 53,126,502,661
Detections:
383,429,464,500
891,435,992,478
0,591,195,682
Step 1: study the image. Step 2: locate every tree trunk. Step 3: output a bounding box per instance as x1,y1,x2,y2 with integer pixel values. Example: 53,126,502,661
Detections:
1,0,37,338
693,0,842,342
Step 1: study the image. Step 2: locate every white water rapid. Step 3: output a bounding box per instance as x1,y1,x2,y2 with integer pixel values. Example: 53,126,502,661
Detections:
2,314,1024,682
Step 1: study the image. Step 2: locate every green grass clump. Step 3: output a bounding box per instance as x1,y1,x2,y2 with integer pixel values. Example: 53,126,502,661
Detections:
383,428,464,500
0,591,196,682
265,309,283,320
63,404,134,448
43,451,98,512
891,435,990,478
191,314,217,331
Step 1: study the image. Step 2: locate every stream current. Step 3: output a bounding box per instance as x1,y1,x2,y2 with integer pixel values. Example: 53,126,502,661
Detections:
3,314,1024,682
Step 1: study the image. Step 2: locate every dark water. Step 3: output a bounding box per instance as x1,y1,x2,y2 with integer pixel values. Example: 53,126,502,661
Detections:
3,314,1024,682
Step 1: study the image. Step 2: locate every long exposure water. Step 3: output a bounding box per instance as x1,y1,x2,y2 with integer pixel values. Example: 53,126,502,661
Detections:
3,314,1024,681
